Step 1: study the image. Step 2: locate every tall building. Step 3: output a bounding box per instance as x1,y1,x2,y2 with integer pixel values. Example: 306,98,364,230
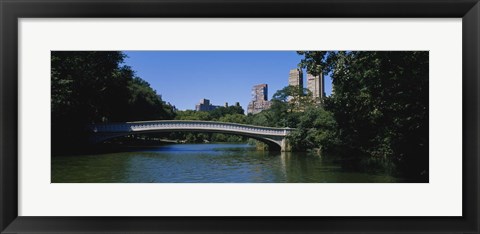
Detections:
252,83,268,101
288,68,303,87
287,68,304,103
307,72,325,101
247,84,272,114
195,98,219,111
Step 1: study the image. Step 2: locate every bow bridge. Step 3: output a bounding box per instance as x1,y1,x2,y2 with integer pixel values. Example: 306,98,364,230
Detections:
89,120,293,151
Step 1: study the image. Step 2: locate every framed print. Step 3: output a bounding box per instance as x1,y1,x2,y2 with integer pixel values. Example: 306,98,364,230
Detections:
1,0,479,233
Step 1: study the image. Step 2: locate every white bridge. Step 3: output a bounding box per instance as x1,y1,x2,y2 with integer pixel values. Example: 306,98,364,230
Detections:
88,120,293,151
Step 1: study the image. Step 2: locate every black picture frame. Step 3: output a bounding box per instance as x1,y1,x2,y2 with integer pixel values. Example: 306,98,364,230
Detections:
1,0,479,233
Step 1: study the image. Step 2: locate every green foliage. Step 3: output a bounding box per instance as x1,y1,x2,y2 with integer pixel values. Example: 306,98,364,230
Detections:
171,107,247,143
175,110,211,121
287,107,338,152
51,51,175,154
52,51,175,123
174,106,245,122
51,51,128,124
272,85,317,113
125,78,176,121
246,51,428,180
246,85,318,129
219,114,247,124
246,111,271,127
245,84,337,151
209,106,244,119
299,51,429,180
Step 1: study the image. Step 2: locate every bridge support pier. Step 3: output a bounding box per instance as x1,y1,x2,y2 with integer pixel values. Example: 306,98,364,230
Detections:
280,138,292,152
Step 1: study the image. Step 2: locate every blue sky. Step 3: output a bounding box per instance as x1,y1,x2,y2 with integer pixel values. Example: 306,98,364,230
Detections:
123,51,332,111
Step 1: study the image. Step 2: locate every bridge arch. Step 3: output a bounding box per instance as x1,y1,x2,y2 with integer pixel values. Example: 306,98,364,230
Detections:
88,120,292,151
91,130,282,151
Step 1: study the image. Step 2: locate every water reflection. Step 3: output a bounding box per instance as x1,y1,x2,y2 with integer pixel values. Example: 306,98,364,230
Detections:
52,143,399,183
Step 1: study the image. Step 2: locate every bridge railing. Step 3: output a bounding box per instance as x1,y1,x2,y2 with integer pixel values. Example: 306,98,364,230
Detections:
88,120,293,136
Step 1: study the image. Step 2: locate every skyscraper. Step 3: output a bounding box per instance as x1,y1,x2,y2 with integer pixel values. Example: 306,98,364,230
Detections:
252,83,268,102
307,72,325,101
288,68,303,87
247,84,272,114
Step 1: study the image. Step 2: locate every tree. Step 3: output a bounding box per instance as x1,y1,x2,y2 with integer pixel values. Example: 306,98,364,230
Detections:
218,114,246,124
271,86,316,113
51,51,175,154
125,77,175,121
209,106,245,120
298,51,429,180
288,106,338,152
175,110,211,121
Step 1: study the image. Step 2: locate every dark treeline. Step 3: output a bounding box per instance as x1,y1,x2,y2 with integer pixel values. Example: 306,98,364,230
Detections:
248,51,429,181
51,51,175,155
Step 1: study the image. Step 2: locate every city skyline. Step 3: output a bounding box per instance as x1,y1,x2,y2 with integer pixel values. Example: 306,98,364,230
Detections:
123,51,332,111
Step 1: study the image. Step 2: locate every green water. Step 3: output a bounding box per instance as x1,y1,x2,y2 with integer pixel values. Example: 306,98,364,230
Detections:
51,143,399,183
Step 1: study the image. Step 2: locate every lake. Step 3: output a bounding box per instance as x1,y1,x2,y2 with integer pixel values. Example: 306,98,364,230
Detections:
51,143,400,183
